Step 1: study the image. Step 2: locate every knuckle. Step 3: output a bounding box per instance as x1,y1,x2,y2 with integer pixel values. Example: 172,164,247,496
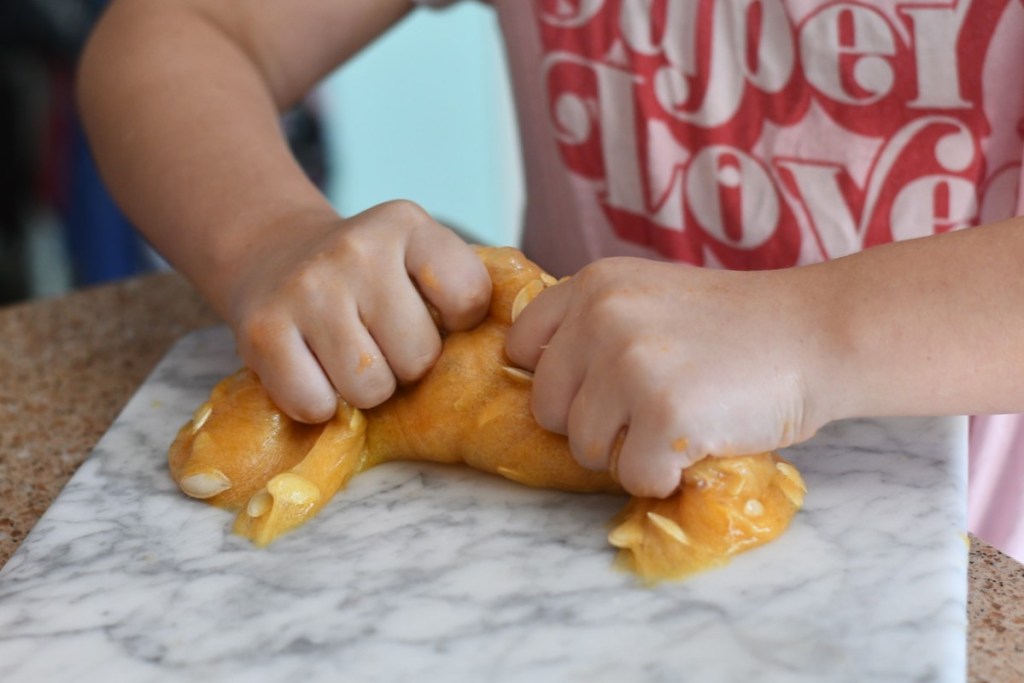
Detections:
257,365,337,425
348,371,397,410
397,342,441,382
644,477,679,499
463,267,493,303
290,259,329,300
616,338,659,380
569,436,607,471
280,243,354,303
449,276,491,320
287,394,337,425
382,198,431,227
619,457,680,499
333,232,377,270
577,273,636,329
575,257,626,294
236,310,285,359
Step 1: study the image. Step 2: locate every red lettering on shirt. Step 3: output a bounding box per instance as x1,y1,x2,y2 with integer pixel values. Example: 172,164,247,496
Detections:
536,0,1012,268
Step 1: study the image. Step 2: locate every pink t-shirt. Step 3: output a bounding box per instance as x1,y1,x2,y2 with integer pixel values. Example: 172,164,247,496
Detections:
413,0,1024,558
421,0,1024,276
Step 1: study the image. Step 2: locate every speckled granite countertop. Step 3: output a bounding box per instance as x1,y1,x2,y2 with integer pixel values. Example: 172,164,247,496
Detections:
1,272,1022,681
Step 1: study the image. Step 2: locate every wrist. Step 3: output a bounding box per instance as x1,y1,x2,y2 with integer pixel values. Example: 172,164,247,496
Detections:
774,263,860,430
201,203,343,320
794,255,902,425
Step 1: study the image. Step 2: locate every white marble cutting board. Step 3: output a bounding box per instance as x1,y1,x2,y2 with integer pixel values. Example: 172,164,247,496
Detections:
0,327,967,682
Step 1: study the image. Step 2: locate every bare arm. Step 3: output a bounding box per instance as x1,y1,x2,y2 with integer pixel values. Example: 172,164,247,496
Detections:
78,0,492,422
77,0,411,312
821,218,1024,420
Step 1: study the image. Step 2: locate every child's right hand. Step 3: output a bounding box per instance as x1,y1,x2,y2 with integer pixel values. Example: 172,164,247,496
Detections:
226,200,492,424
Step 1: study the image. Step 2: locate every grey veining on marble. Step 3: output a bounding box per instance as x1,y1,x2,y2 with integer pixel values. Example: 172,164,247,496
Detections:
0,326,967,682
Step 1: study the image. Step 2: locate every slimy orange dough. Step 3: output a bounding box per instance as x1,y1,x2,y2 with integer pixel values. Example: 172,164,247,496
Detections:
168,247,806,583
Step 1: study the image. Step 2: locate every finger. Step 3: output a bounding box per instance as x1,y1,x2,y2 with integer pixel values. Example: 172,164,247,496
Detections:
505,280,573,371
565,368,629,471
239,318,338,424
361,276,443,384
406,226,491,331
301,304,397,410
615,408,698,498
528,319,587,434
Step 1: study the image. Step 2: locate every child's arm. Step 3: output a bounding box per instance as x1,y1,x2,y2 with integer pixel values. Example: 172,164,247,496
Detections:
77,0,491,423
507,219,1024,498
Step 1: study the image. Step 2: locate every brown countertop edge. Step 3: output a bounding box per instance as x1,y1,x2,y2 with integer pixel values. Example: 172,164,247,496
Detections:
1,271,1021,680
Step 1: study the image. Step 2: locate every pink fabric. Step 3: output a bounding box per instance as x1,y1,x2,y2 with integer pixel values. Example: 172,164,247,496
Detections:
414,0,1024,560
970,415,1024,562
484,1,1024,275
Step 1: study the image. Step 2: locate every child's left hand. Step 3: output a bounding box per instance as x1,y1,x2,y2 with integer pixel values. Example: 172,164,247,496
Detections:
505,256,837,498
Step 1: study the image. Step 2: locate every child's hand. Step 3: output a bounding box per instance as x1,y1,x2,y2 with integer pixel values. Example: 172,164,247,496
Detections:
228,200,491,423
505,257,835,498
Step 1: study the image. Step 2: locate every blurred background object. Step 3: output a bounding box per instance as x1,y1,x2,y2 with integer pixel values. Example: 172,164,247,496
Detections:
0,0,521,305
322,2,522,248
1,0,101,303
1,0,131,303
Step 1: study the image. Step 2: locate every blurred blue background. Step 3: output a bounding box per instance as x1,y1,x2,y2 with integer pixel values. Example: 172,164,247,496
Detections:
323,2,522,247
0,1,521,304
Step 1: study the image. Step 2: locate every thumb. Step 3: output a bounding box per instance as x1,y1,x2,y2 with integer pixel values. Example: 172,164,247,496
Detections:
505,280,573,371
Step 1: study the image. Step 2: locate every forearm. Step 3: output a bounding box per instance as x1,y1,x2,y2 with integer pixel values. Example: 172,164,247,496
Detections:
817,219,1024,420
77,0,410,317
